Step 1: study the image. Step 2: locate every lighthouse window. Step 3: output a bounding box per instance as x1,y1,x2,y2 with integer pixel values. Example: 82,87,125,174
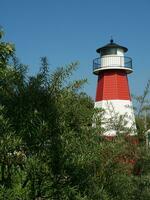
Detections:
101,48,117,56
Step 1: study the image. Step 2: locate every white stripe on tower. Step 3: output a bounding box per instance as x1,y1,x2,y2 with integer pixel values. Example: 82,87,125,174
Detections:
94,100,136,136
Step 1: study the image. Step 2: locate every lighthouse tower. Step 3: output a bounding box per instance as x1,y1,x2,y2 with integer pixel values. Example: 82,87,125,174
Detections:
93,39,136,136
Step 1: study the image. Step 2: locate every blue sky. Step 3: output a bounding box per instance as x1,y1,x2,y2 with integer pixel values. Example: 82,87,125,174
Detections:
1,0,150,99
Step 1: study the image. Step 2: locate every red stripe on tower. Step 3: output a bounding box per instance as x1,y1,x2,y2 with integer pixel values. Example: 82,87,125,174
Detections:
96,70,131,101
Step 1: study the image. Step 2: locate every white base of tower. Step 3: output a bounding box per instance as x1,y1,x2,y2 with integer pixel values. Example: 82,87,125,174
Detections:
94,100,137,136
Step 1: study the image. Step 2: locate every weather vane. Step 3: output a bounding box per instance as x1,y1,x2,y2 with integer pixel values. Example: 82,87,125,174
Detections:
110,35,114,43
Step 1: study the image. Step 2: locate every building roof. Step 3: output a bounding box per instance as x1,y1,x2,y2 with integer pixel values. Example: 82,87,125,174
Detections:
96,39,128,53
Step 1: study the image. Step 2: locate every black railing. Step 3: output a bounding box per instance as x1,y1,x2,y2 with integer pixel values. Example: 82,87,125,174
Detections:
93,56,132,73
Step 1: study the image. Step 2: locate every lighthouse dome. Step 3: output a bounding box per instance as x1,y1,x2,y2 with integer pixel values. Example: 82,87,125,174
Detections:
96,39,128,55
93,39,132,75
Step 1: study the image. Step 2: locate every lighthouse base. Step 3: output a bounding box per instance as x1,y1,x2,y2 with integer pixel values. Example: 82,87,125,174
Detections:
94,100,137,136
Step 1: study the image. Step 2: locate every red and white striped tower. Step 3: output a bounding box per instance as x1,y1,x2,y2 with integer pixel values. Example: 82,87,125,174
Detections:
93,39,136,136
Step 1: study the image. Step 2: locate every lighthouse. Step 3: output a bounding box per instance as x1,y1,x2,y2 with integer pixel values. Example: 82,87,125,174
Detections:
93,39,136,136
